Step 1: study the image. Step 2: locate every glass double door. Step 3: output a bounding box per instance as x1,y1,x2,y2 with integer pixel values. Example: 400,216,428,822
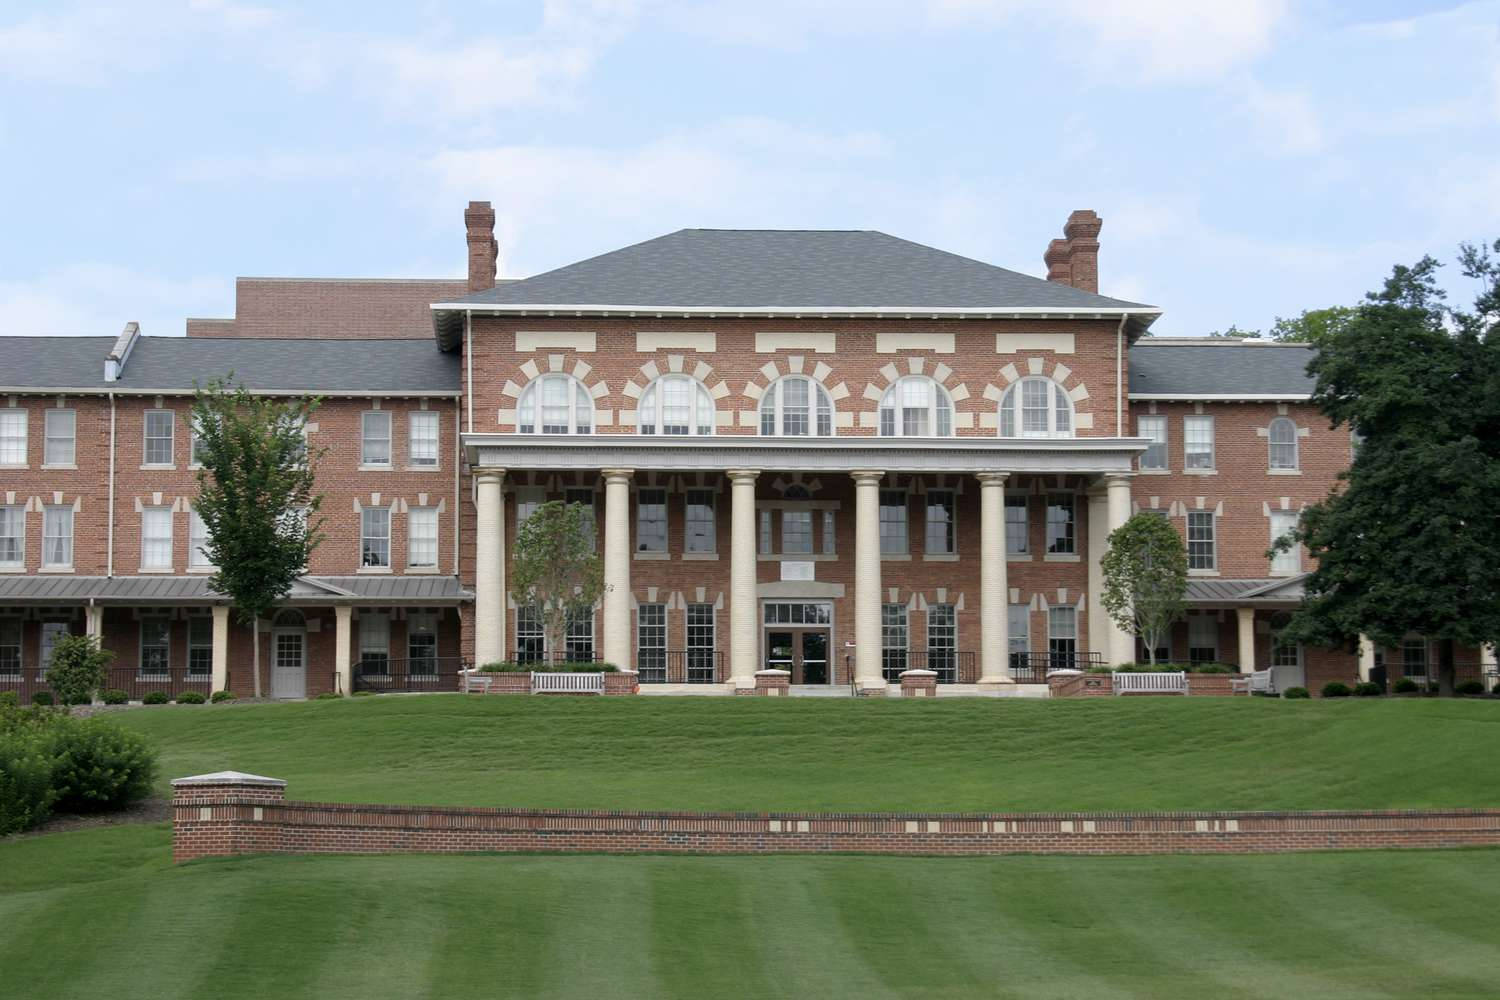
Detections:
765,629,831,685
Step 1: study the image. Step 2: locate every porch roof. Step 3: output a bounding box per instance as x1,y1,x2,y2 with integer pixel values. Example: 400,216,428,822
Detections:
1186,576,1308,606
0,574,471,606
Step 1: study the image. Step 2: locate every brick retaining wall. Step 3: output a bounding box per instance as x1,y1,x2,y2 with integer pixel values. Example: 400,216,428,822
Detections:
1048,672,1243,697
170,773,1500,864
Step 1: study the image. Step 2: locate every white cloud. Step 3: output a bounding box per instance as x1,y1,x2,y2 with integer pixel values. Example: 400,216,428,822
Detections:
0,265,230,338
1239,78,1324,155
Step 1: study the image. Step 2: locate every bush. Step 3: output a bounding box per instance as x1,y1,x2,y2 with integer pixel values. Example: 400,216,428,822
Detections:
0,691,17,709
141,691,169,705
175,691,207,705
1456,680,1486,696
1494,682,1500,696
100,689,129,705
1102,662,1235,674
314,691,343,700
352,690,376,697
480,661,619,673
1354,682,1383,697
47,717,156,813
1321,682,1352,698
45,634,114,707
0,728,57,835
1282,686,1310,699
30,691,54,707
210,690,236,703
1393,678,1420,694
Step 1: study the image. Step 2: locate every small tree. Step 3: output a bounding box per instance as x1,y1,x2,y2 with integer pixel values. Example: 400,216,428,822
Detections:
1100,513,1189,667
192,379,325,697
509,501,604,664
45,635,113,708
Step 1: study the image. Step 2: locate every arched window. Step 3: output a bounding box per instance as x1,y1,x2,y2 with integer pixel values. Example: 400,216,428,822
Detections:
759,376,834,436
878,377,953,437
637,375,714,436
999,378,1073,438
517,375,593,434
273,609,305,628
1269,417,1298,470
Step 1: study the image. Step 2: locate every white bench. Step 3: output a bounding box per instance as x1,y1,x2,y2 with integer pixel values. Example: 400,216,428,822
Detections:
459,670,492,694
531,672,604,695
1113,671,1188,696
1230,668,1276,696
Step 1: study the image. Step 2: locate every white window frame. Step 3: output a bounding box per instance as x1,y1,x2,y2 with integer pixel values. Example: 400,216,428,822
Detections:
636,488,668,554
138,617,171,677
881,603,909,681
637,603,667,681
517,374,594,435
361,506,391,569
188,615,214,676
999,377,1073,439
1187,510,1216,571
1188,614,1218,664
408,611,439,672
143,409,175,467
1269,510,1301,575
0,505,23,569
1137,414,1167,471
821,509,836,556
926,603,957,681
189,507,214,570
636,375,715,436
1005,494,1029,555
359,612,390,674
0,409,27,467
879,489,908,555
879,376,954,438
1045,493,1075,555
361,410,392,467
565,606,595,662
408,411,440,468
408,506,439,569
42,505,73,569
685,488,716,554
685,603,716,682
140,506,174,571
1048,605,1077,664
759,375,835,437
44,409,76,467
1183,414,1215,471
1269,417,1299,470
924,488,956,555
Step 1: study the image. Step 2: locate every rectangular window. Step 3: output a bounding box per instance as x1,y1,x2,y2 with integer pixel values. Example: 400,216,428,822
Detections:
1005,494,1029,554
781,509,813,554
0,618,19,675
515,487,545,531
1045,494,1075,555
515,606,544,664
1269,511,1300,574
139,618,170,676
758,509,773,555
0,409,27,465
44,409,75,466
822,509,836,555
144,410,175,466
1187,511,1216,570
1402,638,1428,680
408,411,439,467
361,506,391,568
881,603,908,682
1048,606,1077,669
565,487,596,552
686,603,716,683
926,603,957,683
39,622,69,677
361,410,392,466
359,612,390,674
1184,415,1215,470
408,613,438,674
408,507,438,568
43,505,73,568
879,489,907,555
1188,614,1218,665
637,603,666,683
565,608,594,662
189,418,206,467
1138,415,1167,470
924,489,955,555
0,506,22,568
188,616,213,676
189,508,214,569
685,489,715,553
141,506,174,570
636,488,667,553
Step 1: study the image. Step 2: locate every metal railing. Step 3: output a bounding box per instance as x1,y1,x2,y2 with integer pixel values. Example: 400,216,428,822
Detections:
879,650,978,684
353,657,470,693
0,667,214,704
637,650,725,684
1009,651,1105,682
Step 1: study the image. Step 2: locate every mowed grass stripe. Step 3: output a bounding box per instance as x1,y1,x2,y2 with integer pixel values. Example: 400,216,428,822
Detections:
112,695,1500,812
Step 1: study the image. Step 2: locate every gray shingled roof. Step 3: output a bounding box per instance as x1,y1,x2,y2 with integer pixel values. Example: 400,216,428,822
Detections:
0,337,459,394
1129,341,1316,398
0,575,470,604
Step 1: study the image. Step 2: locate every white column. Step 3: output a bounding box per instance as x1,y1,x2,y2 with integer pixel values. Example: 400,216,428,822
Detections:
977,473,1012,685
1357,634,1377,683
473,470,506,667
1085,488,1110,662
84,605,103,640
1104,474,1135,666
1480,644,1496,687
1237,607,1257,673
852,471,885,691
602,469,634,671
335,605,352,696
211,604,229,693
728,470,760,689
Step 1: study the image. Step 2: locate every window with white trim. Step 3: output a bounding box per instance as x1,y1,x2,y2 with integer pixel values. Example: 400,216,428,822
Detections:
1269,417,1298,470
518,375,593,435
0,410,27,465
39,621,69,677
781,509,813,554
564,487,596,552
359,612,390,674
685,489,715,553
758,509,772,555
879,377,953,437
822,509,836,555
1402,638,1429,680
43,505,73,568
1184,415,1215,470
1187,511,1216,570
759,376,833,436
408,612,438,674
879,489,907,555
881,603,908,682
638,603,666,683
927,603,957,682
1138,414,1167,470
1188,614,1218,664
189,508,214,569
140,506,174,570
361,506,391,568
44,409,75,466
1048,605,1077,667
1045,494,1075,555
925,489,955,555
189,417,207,468
0,506,22,568
1000,378,1073,438
1272,630,1302,671
188,616,213,676
636,488,667,553
139,618,170,676
144,410,174,466
1005,494,1028,554
565,607,595,662
408,506,438,568
515,606,544,664
637,375,713,436
1269,510,1300,574
686,603,716,683
0,618,20,675
408,411,439,467
361,410,392,466
515,487,545,532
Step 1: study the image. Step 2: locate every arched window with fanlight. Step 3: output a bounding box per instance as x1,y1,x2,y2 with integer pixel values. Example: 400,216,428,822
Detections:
516,374,593,434
878,376,953,437
637,375,715,436
759,376,834,436
1268,417,1299,470
999,378,1073,438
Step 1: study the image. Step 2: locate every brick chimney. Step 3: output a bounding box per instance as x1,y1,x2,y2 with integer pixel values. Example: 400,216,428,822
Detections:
1043,210,1103,294
465,200,497,293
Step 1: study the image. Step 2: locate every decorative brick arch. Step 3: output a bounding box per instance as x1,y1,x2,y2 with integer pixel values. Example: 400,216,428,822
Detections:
859,358,973,431
496,355,611,429
740,356,852,431
620,356,732,430
767,472,826,496
981,357,1094,432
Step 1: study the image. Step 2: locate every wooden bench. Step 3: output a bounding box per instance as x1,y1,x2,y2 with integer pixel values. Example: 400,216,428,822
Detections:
1113,671,1188,696
459,670,492,694
531,672,604,695
1230,668,1276,696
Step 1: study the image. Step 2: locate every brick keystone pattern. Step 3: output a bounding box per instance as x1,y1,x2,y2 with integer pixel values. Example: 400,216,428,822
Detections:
170,774,1500,864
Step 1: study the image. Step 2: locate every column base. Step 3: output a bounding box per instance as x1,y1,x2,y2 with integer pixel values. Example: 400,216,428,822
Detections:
976,678,1019,695
856,682,891,697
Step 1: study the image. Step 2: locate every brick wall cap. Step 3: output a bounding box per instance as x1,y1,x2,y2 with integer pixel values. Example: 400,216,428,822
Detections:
755,669,791,677
171,770,287,788
1048,668,1084,676
899,669,938,677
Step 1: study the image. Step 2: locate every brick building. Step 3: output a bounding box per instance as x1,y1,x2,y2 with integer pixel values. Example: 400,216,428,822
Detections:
1,203,1482,698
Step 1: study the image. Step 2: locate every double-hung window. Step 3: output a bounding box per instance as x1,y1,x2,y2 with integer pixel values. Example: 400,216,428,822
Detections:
43,505,73,568
144,410,174,466
636,489,667,554
139,618,171,676
781,509,813,555
1269,418,1299,470
760,376,834,436
565,608,595,662
1269,511,1300,574
0,618,20,676
408,613,438,674
1188,614,1218,665
637,604,666,683
1045,494,1075,555
0,410,25,466
1048,606,1077,670
359,613,390,675
685,489,715,553
515,606,544,663
1005,494,1029,554
408,507,438,568
189,508,214,569
879,490,907,555
881,604,908,681
141,506,174,570
822,510,836,555
926,604,957,682
1184,415,1215,470
637,376,713,436
1402,638,1428,680
0,506,22,568
1187,511,1216,570
408,411,439,468
1138,415,1167,471
925,489,956,555
686,603,716,683
44,409,75,466
879,377,953,437
518,375,593,434
188,616,213,676
361,507,391,568
361,411,392,466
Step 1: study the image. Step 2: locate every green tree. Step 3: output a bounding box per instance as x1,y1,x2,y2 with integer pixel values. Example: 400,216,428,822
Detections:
44,634,113,708
508,501,604,665
1277,242,1500,695
1100,513,1189,667
1207,307,1354,343
191,379,325,698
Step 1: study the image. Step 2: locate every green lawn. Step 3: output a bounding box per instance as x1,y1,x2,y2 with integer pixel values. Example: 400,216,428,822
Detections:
2,824,1498,999
111,695,1500,812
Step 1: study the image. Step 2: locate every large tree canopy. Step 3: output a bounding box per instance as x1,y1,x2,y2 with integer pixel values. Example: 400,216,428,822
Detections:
1280,242,1500,694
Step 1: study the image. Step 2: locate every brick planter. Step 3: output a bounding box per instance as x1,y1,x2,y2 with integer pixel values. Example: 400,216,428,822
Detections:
754,669,790,696
602,671,639,696
470,672,532,695
1048,672,1250,697
899,669,937,697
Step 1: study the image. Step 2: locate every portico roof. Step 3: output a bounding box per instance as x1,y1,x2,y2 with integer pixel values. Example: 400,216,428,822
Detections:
0,574,471,606
1186,576,1308,606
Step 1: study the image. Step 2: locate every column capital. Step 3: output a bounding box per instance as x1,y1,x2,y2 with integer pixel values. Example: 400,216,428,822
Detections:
474,468,506,483
975,472,1009,488
725,468,760,484
601,468,635,484
1102,472,1134,487
850,469,885,487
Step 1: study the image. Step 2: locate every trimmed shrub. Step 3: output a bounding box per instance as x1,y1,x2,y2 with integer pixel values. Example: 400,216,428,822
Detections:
314,691,343,700
210,690,236,703
45,634,114,707
480,661,619,673
47,717,156,813
1101,662,1236,674
0,728,57,835
30,691,54,707
0,691,18,709
1393,678,1420,694
175,691,207,705
1321,682,1353,698
1282,686,1310,699
100,689,129,705
1354,682,1383,697
141,691,169,705
1456,680,1486,696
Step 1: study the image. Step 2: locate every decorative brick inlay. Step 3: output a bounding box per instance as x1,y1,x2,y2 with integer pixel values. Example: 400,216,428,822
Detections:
171,773,1500,864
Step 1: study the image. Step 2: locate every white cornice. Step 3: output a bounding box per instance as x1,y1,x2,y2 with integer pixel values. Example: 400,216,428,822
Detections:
433,303,1162,321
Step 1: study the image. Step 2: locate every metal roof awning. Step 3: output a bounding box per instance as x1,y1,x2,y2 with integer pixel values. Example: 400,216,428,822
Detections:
0,575,472,607
1186,576,1308,606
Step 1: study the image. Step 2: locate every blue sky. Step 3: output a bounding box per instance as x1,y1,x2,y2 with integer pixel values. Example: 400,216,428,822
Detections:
1,0,1496,338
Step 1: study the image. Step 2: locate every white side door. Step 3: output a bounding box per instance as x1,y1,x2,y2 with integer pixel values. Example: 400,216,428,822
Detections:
271,627,306,699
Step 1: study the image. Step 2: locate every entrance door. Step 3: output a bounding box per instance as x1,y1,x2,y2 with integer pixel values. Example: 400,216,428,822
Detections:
271,619,307,699
801,631,829,685
763,628,831,684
